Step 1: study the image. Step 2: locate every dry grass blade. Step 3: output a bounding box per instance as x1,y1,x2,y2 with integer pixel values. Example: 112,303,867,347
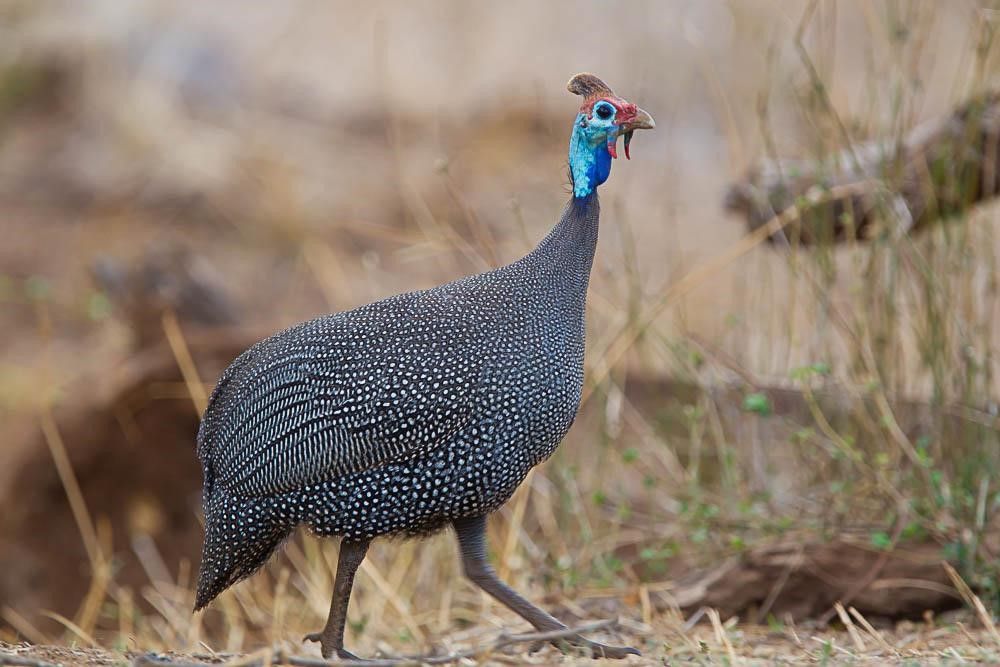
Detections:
37,612,98,649
39,410,113,638
38,411,100,570
356,560,425,644
707,608,736,664
847,607,896,655
1,608,50,646
810,636,856,660
639,584,652,626
943,562,1000,647
161,310,209,416
833,602,865,652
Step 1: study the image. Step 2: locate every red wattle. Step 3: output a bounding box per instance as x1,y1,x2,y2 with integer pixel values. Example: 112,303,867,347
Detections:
607,140,618,159
624,143,631,160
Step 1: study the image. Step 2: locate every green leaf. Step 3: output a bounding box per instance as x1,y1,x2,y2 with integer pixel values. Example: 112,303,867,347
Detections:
792,361,831,381
810,361,832,375
742,392,772,416
870,531,892,550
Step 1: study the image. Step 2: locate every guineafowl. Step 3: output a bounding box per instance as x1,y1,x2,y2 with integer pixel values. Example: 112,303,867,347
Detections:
194,73,654,660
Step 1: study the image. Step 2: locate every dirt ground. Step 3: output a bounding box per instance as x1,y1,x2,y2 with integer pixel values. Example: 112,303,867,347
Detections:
3,613,1000,665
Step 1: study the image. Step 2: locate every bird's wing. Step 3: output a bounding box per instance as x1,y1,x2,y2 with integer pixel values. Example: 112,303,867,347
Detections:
198,291,487,499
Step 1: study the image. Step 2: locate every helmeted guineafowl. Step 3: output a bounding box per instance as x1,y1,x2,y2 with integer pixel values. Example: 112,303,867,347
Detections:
194,72,654,660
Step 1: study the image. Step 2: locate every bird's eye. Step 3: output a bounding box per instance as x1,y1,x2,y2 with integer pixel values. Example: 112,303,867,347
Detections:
595,104,613,120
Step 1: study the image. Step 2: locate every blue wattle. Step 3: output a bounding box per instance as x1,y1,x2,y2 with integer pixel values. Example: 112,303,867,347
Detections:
569,116,615,198
591,145,612,188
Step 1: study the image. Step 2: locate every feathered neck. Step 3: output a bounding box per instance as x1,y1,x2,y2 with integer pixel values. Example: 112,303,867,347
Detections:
523,192,600,279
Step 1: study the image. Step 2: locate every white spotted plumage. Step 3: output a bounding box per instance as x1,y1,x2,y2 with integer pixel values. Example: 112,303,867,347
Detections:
194,194,601,610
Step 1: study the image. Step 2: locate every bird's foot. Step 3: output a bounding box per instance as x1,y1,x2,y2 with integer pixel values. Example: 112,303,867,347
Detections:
548,634,640,660
302,632,363,661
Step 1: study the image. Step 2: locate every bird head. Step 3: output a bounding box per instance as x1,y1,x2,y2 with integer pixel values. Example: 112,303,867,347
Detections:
566,73,655,198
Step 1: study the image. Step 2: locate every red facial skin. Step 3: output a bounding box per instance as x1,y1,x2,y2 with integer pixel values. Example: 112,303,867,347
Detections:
579,96,641,159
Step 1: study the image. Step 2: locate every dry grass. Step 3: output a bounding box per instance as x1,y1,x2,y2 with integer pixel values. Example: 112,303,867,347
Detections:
2,1,1000,664
5,612,1000,665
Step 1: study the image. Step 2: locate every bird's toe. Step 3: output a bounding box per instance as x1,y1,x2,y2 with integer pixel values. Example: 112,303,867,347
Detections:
588,642,641,659
335,648,364,660
551,635,639,660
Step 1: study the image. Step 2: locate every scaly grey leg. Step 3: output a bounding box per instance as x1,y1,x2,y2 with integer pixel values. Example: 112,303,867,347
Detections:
453,515,639,659
304,538,371,659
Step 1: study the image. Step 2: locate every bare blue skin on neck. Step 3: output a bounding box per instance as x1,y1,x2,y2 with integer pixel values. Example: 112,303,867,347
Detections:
568,113,615,198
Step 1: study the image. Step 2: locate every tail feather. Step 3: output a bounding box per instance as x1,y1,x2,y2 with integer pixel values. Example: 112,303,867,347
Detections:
194,492,293,611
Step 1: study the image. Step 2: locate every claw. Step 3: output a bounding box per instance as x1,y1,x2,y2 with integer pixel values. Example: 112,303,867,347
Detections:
334,648,364,661
549,634,640,660
588,642,641,659
302,633,364,661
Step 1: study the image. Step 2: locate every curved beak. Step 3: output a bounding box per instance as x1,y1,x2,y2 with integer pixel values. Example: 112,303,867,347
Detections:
623,107,656,132
616,107,655,160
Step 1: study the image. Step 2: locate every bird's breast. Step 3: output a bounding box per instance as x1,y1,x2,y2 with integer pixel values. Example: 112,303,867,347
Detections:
470,302,586,466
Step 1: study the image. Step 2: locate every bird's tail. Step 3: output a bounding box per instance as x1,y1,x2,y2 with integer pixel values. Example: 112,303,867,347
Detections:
194,491,293,611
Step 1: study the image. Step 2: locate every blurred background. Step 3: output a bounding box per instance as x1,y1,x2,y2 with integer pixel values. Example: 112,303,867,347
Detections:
2,0,1000,660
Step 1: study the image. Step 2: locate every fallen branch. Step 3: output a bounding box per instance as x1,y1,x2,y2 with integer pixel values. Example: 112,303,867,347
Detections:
725,91,1000,244
665,537,960,620
131,619,620,667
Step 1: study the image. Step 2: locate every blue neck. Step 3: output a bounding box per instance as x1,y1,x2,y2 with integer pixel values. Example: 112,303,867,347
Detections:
568,114,613,198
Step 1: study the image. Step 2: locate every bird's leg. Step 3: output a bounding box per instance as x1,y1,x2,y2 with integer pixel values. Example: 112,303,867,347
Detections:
303,537,371,659
452,515,639,659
